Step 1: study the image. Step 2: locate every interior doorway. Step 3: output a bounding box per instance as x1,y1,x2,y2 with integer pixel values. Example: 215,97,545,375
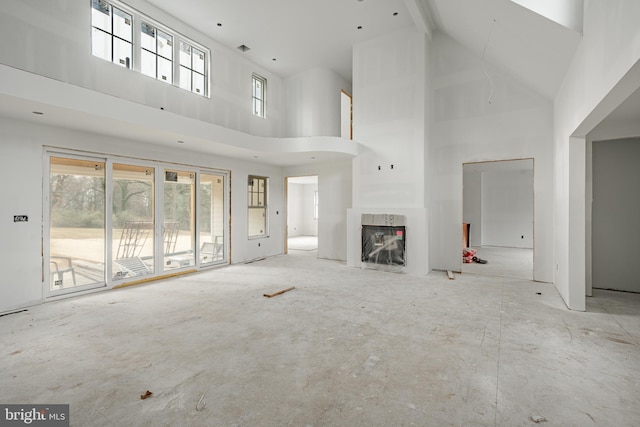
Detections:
462,159,534,280
286,175,318,253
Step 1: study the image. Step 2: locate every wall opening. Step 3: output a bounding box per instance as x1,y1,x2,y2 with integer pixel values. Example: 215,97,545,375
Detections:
462,159,534,280
286,175,318,253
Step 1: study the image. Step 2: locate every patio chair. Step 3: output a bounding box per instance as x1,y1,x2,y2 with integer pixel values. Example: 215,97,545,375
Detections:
50,256,77,286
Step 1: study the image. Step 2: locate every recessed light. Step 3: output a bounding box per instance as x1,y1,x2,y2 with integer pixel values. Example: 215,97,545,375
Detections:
253,155,259,159
393,12,399,16
32,111,44,115
217,23,222,27
272,58,277,61
357,26,363,30
177,140,184,144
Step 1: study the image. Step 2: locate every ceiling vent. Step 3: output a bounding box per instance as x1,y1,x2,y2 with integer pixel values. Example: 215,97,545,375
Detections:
237,44,251,52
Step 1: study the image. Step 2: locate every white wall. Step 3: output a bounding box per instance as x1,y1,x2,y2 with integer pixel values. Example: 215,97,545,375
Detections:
463,170,482,246
352,28,428,210
287,183,318,237
0,118,285,313
553,0,640,310
482,169,534,248
0,0,283,138
284,68,350,138
429,33,553,279
591,138,640,293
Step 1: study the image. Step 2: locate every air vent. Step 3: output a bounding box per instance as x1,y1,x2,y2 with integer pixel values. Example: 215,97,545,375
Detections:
237,44,251,52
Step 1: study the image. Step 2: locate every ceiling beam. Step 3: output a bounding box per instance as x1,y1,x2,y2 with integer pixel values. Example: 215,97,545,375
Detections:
404,0,436,40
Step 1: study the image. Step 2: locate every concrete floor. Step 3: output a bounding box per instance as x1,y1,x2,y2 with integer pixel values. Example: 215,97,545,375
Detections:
1,252,639,426
463,247,533,280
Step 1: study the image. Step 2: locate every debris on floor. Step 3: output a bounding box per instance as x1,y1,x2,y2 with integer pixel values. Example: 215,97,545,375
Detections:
529,415,547,423
140,390,153,400
462,248,488,264
196,392,207,411
245,257,266,264
263,286,295,298
463,248,476,263
447,270,455,280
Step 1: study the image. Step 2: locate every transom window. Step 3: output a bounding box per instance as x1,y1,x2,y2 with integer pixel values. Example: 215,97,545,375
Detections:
90,0,209,96
252,74,266,118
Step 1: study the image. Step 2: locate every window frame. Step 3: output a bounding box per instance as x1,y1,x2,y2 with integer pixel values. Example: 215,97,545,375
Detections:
91,0,133,68
252,73,266,118
90,0,210,97
140,21,173,84
247,175,268,238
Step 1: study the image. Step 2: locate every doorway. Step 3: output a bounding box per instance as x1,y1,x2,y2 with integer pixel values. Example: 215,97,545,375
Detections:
462,159,534,280
286,176,318,253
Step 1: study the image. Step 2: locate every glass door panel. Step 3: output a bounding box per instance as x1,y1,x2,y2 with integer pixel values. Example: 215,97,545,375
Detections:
112,164,155,280
163,169,195,270
49,157,106,292
199,173,226,265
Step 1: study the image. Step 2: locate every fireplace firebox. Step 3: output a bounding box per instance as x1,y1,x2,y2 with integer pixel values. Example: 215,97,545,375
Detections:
360,214,407,267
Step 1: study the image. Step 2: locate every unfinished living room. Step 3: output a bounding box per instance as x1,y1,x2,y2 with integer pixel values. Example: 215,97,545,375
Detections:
1,0,639,426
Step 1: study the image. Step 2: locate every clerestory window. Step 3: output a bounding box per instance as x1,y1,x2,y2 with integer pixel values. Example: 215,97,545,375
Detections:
90,0,209,96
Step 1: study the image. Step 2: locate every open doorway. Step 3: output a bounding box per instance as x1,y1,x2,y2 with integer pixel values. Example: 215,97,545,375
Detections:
462,159,534,280
286,176,318,253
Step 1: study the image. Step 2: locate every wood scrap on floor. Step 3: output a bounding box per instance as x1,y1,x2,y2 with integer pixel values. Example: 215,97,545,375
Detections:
140,390,153,400
263,286,295,298
447,270,455,280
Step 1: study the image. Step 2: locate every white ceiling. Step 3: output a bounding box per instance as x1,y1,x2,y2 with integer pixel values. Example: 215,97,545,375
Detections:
145,0,415,83
143,0,583,98
426,0,582,99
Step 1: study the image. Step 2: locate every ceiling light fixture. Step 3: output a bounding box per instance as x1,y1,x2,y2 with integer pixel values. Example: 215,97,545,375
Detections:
357,26,363,30
177,140,184,144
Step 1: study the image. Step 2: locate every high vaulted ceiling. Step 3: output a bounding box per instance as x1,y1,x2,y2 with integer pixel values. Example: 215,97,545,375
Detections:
144,0,583,99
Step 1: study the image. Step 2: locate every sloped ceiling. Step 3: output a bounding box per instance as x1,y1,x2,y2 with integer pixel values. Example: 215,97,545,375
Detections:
143,0,582,98
425,0,582,99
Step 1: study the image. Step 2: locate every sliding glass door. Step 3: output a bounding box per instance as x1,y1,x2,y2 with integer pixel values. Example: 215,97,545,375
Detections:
47,153,228,295
163,169,195,271
112,163,155,280
199,172,226,265
49,156,106,293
